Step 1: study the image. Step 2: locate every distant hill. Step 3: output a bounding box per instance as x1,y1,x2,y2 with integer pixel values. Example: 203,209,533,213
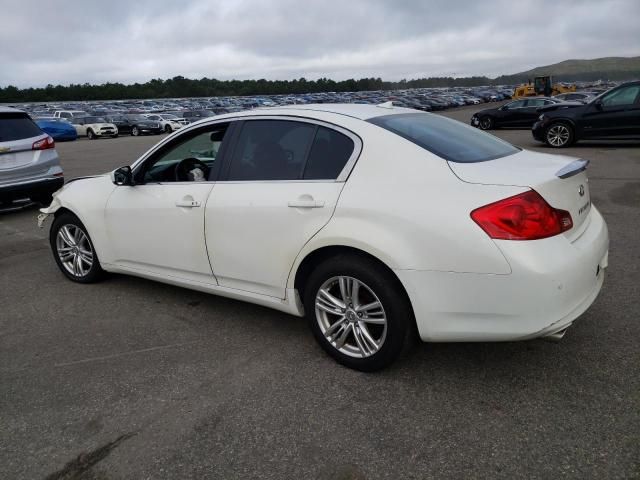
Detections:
495,56,640,83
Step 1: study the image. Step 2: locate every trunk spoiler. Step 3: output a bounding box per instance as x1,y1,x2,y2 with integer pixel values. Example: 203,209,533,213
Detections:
556,159,589,179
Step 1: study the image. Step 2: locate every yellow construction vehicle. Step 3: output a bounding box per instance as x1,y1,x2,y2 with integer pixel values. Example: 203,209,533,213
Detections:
512,75,576,99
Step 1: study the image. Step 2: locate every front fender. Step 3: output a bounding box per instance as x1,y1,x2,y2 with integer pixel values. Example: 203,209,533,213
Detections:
37,175,116,261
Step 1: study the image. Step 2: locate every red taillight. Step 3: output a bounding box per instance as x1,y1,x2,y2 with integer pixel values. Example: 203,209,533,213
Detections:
471,190,573,240
32,136,55,150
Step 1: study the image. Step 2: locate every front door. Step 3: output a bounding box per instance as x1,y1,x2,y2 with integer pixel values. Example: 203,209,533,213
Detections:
581,84,640,138
205,119,359,298
104,123,231,283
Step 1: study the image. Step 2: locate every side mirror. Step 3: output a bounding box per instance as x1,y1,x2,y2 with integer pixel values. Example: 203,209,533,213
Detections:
111,166,134,186
594,99,603,110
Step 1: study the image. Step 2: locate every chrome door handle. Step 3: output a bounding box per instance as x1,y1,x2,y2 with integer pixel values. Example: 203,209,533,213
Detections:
288,200,325,208
175,199,201,208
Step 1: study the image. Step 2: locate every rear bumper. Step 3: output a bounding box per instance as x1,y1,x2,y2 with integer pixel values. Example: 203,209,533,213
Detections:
0,176,64,201
396,206,609,342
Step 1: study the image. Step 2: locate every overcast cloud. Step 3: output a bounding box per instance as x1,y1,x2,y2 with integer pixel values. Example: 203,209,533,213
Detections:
1,0,639,87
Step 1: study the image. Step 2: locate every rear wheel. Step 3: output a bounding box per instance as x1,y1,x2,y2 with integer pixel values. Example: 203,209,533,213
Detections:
479,116,494,130
50,213,105,283
545,122,574,148
303,255,412,371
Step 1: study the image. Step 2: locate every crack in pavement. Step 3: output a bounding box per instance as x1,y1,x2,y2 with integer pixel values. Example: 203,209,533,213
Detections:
43,432,136,480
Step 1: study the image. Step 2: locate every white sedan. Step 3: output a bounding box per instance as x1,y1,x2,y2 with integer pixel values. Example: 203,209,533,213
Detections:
142,113,184,133
39,104,609,371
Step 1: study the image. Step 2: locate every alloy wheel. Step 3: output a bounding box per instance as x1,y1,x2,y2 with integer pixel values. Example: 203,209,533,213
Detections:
479,117,493,130
547,124,571,147
55,224,94,277
315,276,387,358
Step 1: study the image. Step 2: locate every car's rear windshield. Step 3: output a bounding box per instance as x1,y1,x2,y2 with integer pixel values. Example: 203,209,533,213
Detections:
368,113,520,163
0,112,44,142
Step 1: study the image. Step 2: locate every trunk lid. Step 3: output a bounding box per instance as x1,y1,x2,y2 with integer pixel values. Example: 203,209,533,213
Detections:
449,150,592,236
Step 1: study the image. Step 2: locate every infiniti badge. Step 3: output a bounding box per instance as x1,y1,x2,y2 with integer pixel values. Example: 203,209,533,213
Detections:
578,185,585,197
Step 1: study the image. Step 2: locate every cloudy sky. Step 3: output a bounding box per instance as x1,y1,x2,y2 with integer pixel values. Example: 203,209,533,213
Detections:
1,0,639,87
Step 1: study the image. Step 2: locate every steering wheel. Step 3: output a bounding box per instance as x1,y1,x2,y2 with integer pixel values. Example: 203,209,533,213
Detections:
174,158,210,182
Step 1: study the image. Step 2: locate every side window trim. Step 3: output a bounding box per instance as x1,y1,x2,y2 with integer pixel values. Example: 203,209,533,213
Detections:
216,115,362,183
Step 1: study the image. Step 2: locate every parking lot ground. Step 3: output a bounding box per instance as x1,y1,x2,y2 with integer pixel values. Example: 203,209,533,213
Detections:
1,105,639,479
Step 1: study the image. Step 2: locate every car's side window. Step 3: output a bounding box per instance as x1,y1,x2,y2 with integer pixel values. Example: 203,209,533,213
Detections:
140,123,229,183
227,120,316,181
601,85,640,107
508,100,525,109
303,126,355,180
525,99,545,107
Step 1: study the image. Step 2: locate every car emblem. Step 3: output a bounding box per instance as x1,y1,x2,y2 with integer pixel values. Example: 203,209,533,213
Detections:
578,185,585,197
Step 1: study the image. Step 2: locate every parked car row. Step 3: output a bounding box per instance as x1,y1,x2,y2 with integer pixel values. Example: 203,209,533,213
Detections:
469,80,640,148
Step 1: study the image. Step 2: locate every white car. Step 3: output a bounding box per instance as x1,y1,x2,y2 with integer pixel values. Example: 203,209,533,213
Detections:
142,113,184,133
72,116,118,139
38,104,609,371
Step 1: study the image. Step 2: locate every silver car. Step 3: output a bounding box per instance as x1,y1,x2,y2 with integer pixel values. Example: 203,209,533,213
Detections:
0,106,64,205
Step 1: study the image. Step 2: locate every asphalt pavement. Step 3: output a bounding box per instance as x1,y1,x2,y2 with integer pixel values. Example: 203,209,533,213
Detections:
1,104,639,479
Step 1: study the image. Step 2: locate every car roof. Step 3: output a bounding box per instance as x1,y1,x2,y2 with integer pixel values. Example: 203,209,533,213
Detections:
0,106,26,114
213,103,420,121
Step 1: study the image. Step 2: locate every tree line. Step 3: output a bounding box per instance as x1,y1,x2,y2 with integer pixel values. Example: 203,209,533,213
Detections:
0,75,493,103
2,70,636,103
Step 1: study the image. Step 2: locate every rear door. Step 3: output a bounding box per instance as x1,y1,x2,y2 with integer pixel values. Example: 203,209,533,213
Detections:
205,118,360,298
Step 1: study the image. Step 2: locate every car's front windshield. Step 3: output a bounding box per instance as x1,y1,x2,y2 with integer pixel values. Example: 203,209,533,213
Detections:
84,117,106,123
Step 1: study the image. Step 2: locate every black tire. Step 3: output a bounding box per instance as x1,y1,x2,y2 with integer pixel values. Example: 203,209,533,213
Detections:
112,134,119,138
50,212,105,283
132,126,140,136
479,116,494,130
303,254,412,372
164,124,172,133
87,129,95,140
544,122,574,148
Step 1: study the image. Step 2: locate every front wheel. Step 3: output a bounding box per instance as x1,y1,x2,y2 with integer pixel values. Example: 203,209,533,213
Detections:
87,129,95,140
304,255,412,371
50,213,105,283
479,116,494,130
545,122,574,148
164,124,172,133
131,126,140,136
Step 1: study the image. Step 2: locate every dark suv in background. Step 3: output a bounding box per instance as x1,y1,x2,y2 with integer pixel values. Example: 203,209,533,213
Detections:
0,107,63,206
533,80,640,147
